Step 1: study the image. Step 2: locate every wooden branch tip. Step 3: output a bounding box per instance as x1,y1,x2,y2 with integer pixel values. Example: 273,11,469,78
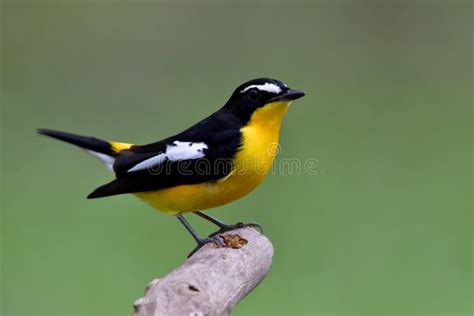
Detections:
132,227,274,316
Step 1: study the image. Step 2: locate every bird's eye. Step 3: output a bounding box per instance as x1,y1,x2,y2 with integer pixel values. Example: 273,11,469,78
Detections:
247,89,261,101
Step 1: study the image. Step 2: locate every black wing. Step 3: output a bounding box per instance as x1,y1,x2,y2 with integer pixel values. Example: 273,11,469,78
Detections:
88,113,242,198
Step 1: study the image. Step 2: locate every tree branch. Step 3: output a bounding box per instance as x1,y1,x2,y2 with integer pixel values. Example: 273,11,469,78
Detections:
132,227,274,316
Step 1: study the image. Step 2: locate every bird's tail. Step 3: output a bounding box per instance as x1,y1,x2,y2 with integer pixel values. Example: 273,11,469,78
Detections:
37,128,133,171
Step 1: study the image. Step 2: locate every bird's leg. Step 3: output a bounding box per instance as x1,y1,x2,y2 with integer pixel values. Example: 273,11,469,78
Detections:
176,214,225,258
193,211,263,236
193,211,232,230
176,214,203,244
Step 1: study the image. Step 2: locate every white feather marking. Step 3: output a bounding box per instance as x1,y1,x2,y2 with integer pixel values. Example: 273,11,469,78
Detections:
166,141,208,160
127,141,208,173
86,150,115,171
241,82,282,94
127,153,167,173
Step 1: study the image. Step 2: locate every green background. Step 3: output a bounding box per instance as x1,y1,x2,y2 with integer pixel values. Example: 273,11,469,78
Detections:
1,1,472,315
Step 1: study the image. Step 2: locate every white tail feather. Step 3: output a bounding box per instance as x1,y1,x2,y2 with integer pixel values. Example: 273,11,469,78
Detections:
86,150,115,171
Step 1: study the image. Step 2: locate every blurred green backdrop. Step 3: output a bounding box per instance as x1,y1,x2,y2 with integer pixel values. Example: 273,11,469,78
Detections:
1,1,472,315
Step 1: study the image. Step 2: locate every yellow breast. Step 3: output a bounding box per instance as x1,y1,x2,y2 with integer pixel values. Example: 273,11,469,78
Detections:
136,101,290,214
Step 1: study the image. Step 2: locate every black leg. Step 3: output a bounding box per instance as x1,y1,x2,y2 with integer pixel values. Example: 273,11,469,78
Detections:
176,214,203,244
176,213,225,258
194,211,232,230
193,211,263,235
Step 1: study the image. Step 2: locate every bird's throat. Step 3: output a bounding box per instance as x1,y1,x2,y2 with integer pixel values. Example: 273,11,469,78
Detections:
244,101,290,133
237,101,290,174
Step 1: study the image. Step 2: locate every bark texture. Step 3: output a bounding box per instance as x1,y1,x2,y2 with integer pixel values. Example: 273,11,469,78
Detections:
132,227,274,316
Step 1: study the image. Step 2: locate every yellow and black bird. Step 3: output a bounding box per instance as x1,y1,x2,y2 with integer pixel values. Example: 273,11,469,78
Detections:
38,78,305,252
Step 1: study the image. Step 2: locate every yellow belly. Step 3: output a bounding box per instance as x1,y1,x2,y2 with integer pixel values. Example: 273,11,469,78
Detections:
136,101,290,214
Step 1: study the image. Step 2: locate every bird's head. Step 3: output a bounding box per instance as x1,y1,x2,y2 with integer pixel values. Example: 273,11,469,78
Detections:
224,78,305,125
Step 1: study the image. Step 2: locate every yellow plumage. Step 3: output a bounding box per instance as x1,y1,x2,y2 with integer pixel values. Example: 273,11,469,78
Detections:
136,101,290,214
39,78,305,247
110,141,134,153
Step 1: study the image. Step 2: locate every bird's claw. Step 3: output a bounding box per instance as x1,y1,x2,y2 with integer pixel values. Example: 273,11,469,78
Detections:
187,235,225,258
208,221,263,237
234,221,263,233
187,221,263,257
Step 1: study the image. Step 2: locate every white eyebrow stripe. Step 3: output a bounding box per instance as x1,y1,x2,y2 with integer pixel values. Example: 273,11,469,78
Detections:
127,141,208,173
241,83,282,94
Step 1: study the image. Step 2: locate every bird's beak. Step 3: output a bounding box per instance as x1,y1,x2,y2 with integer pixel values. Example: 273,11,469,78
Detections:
270,89,306,102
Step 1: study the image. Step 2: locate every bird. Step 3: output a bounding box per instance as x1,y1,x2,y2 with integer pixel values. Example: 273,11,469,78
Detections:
38,78,305,254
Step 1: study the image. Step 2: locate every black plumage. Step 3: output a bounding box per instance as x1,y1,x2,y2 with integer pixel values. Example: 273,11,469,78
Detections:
38,78,303,199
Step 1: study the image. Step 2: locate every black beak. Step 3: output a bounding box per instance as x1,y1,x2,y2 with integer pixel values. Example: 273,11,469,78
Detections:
270,89,306,102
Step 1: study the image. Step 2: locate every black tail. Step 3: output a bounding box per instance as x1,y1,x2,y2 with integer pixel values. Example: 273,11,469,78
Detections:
87,179,128,199
37,128,115,156
38,128,129,199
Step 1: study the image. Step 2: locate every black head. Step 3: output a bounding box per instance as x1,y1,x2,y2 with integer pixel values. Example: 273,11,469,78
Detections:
224,78,305,124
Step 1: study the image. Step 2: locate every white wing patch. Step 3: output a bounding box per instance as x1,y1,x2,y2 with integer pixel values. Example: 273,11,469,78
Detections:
86,150,115,171
127,153,167,173
127,141,208,173
166,141,208,161
241,82,282,94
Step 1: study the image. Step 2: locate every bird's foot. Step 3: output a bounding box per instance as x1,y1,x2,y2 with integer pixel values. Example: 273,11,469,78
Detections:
209,221,263,237
187,235,225,258
187,222,263,257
